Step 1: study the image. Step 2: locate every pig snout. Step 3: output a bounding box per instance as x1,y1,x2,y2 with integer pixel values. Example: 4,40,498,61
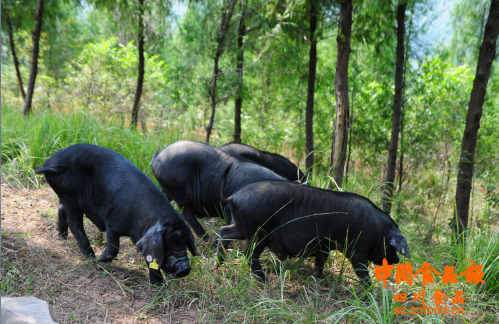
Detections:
175,265,191,278
164,254,191,278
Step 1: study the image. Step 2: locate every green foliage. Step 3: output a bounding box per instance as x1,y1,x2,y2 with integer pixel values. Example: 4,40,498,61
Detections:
2,0,499,321
2,96,499,322
66,37,170,118
448,0,492,66
0,103,193,188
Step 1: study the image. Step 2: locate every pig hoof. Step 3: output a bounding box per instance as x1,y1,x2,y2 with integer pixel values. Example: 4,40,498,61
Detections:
313,272,324,279
84,255,97,262
97,254,113,262
150,276,166,287
253,271,268,283
152,281,166,288
58,232,68,240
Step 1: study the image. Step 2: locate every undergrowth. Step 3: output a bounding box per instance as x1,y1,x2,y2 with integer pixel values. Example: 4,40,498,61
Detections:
2,104,499,323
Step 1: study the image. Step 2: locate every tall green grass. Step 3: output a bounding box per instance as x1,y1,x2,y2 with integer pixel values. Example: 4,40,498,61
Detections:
2,104,499,322
1,104,200,188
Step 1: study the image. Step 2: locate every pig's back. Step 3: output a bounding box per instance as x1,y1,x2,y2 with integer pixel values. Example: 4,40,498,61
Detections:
231,180,388,249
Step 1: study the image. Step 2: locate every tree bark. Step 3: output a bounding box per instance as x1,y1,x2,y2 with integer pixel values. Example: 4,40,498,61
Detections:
22,0,44,116
305,0,318,173
345,83,355,186
6,14,26,100
452,0,499,242
398,111,405,190
382,2,406,214
206,0,237,143
234,4,246,143
131,0,145,128
206,54,220,143
329,0,352,189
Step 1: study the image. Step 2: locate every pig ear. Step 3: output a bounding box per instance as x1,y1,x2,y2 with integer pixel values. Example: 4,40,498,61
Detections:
35,164,67,174
173,223,197,257
136,223,166,267
388,227,410,258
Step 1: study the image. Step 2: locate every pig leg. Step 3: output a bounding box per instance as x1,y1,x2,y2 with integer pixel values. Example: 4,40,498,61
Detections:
148,268,165,287
350,254,372,286
65,207,96,260
223,206,233,225
57,202,69,240
216,224,245,265
244,233,268,283
313,249,330,278
98,230,120,262
180,204,210,242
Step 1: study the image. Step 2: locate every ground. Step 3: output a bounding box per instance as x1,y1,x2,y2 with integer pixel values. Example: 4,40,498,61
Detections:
2,185,350,323
1,185,203,323
3,184,494,323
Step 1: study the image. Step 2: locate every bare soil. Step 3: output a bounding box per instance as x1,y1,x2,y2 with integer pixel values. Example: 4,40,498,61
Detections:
4,184,492,323
1,185,202,323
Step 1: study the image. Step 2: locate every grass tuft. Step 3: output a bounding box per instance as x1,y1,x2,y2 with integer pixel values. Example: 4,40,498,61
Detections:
2,104,498,322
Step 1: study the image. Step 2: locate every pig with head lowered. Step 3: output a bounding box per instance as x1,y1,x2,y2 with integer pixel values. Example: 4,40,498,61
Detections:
220,143,306,182
219,180,410,285
151,140,285,243
35,144,197,286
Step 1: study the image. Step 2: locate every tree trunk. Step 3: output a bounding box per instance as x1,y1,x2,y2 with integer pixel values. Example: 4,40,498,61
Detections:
305,0,318,174
131,0,145,128
7,14,26,100
382,2,406,214
329,0,352,189
234,5,245,143
22,0,44,116
345,84,355,186
205,0,237,144
398,112,405,191
452,0,499,242
206,54,220,144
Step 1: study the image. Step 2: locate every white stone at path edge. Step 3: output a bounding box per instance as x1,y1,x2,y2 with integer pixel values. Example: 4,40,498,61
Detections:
1,297,58,324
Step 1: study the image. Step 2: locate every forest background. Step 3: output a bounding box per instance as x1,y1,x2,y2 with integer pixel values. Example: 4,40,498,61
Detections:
2,0,499,322
2,0,498,187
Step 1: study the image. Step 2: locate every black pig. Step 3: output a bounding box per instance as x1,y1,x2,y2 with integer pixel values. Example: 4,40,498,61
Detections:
219,180,410,285
35,144,196,286
220,142,305,182
151,140,285,242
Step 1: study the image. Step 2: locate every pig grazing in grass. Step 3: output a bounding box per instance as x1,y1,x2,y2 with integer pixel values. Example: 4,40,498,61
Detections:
219,180,410,285
35,144,196,286
220,142,306,182
151,140,285,242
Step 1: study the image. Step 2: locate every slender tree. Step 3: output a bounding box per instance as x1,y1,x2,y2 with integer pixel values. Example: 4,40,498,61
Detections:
305,0,319,173
329,0,352,189
93,0,170,126
397,0,415,197
131,0,145,127
382,1,407,214
344,71,356,186
22,0,45,116
6,13,26,100
234,1,246,143
206,0,238,143
452,0,499,241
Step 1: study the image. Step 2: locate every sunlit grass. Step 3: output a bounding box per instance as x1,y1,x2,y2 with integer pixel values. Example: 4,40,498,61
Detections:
2,103,498,322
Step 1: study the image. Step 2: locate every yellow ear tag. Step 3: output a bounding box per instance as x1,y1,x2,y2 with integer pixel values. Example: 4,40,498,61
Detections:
149,259,159,270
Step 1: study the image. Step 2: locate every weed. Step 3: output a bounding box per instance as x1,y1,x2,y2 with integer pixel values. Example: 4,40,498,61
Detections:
1,104,498,323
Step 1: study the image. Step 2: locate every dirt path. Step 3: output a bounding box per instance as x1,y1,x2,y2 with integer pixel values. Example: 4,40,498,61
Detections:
1,185,199,323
